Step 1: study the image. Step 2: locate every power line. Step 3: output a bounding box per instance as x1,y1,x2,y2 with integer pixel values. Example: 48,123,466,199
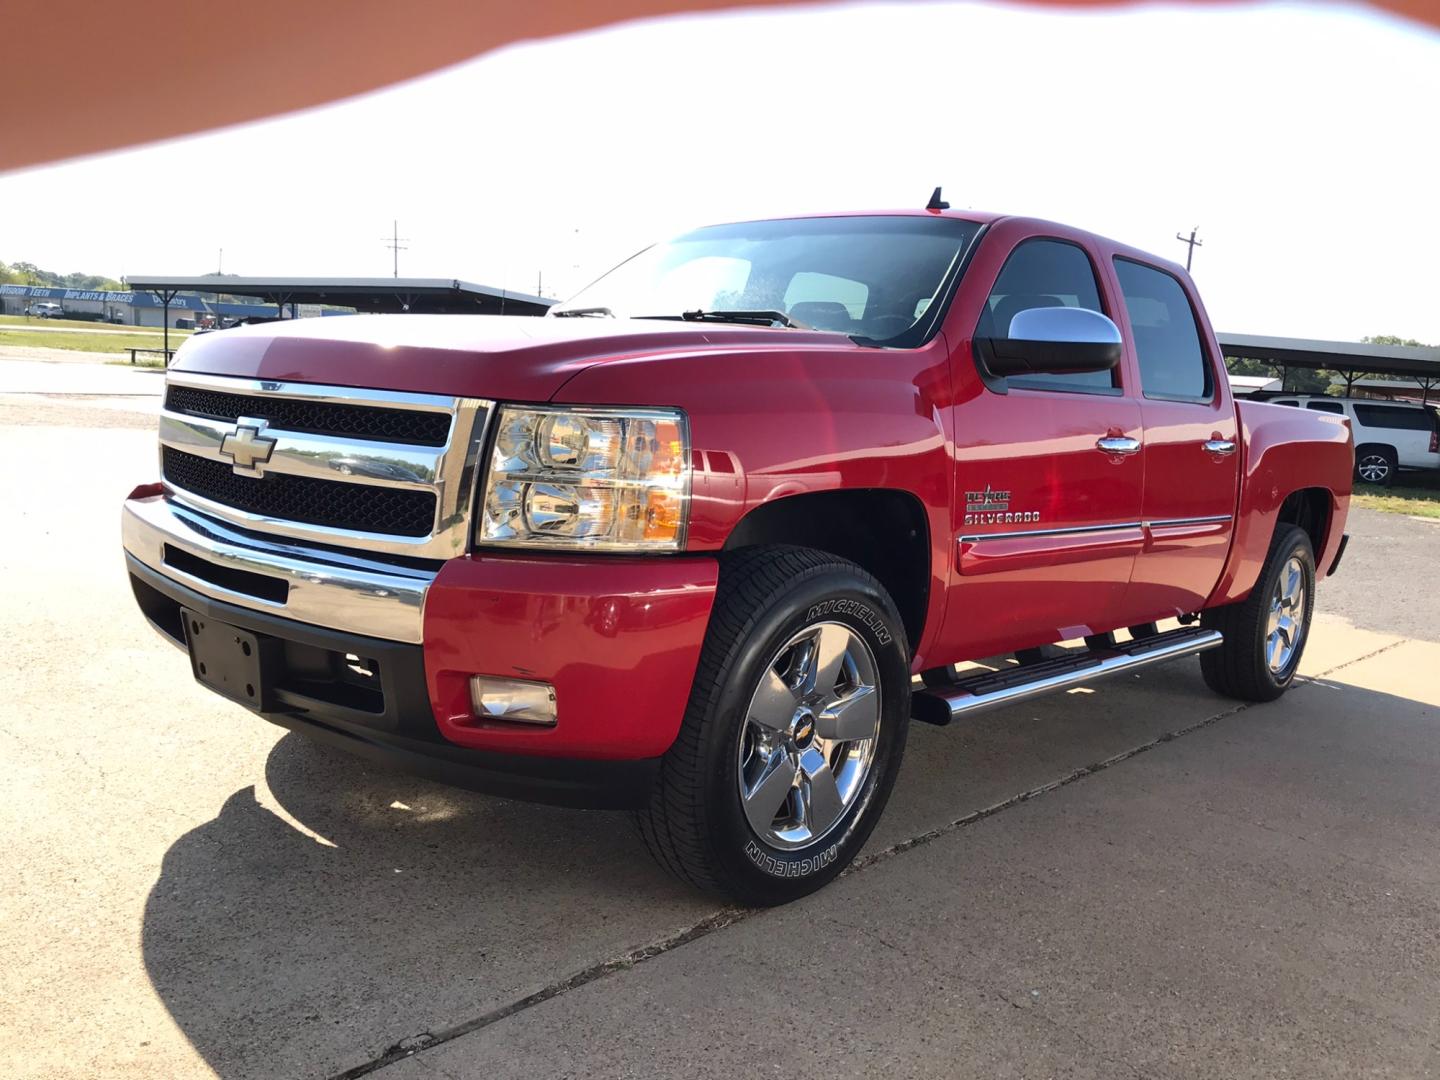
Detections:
382,220,410,278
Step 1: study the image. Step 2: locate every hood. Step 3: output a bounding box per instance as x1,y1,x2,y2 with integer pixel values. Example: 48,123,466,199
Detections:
170,313,853,402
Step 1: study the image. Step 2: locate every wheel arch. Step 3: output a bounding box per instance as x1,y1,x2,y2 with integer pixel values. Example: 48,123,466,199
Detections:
1354,441,1399,456
722,489,931,658
1209,404,1353,608
1275,487,1332,561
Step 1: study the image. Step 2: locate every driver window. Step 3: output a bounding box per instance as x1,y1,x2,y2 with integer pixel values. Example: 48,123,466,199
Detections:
979,239,1117,393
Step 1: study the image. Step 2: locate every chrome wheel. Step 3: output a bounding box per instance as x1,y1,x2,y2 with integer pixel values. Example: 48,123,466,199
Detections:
1357,453,1391,484
1265,555,1307,674
737,622,882,850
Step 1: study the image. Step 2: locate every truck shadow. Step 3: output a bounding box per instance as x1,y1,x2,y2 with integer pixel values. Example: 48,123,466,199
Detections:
139,731,714,1080
138,644,1436,1079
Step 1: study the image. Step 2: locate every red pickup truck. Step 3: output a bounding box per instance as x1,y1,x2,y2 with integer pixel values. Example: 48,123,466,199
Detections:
122,206,1353,904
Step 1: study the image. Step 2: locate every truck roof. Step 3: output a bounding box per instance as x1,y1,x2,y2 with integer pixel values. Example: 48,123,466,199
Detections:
697,208,1193,280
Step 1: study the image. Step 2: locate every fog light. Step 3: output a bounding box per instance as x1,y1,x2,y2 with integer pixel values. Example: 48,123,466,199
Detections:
468,675,557,725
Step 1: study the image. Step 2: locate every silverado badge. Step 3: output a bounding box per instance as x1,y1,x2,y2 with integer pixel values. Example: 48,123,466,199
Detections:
963,484,1040,526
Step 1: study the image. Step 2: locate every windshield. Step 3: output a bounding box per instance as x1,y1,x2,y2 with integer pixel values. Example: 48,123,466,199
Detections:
552,215,982,342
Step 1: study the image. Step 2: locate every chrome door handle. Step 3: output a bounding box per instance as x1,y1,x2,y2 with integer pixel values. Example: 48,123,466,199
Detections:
1203,439,1236,455
1096,436,1141,455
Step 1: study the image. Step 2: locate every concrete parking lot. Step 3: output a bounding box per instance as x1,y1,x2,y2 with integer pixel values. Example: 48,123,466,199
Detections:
2,361,1438,1079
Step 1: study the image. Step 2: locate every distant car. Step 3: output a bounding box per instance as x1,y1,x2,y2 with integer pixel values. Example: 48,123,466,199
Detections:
1261,394,1440,486
31,302,63,319
193,317,254,335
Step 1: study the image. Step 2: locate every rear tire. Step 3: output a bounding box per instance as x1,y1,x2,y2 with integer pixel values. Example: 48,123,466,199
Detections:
1200,525,1315,702
636,545,911,906
1354,445,1397,487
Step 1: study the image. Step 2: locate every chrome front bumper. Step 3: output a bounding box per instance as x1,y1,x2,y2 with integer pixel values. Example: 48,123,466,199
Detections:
122,495,436,644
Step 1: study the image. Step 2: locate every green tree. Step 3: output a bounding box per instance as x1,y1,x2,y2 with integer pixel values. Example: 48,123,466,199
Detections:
8,261,45,285
1224,356,1274,379
1362,334,1429,348
0,260,126,291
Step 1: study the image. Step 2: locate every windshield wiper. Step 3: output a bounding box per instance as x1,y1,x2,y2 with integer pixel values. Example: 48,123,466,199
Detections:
679,309,808,329
551,306,614,318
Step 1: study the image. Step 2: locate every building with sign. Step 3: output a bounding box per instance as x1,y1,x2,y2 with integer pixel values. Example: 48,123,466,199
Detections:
0,285,222,327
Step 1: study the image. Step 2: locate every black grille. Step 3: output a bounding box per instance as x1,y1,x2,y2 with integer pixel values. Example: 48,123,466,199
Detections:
163,447,437,537
165,385,452,447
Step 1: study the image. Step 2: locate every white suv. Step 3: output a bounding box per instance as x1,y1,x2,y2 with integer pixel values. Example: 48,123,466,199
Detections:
1264,394,1440,486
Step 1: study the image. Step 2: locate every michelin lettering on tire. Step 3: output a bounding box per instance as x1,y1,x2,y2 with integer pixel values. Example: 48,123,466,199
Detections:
745,839,841,877
805,599,893,646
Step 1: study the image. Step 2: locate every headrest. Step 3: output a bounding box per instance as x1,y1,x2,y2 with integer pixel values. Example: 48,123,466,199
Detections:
787,301,855,331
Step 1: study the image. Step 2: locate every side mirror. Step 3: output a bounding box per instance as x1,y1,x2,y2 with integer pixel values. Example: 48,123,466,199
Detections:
977,307,1123,377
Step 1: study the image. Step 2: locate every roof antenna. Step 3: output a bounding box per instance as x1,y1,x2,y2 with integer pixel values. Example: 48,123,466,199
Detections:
926,186,950,211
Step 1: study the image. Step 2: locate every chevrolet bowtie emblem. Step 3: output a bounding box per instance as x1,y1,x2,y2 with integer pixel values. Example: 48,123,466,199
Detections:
219,420,277,475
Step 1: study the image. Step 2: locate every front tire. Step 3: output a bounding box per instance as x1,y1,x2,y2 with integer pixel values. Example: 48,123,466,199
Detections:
636,546,911,906
1200,525,1315,702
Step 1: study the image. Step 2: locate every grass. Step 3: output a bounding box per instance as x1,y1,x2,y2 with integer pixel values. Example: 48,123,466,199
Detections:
0,328,178,354
0,315,193,336
1353,473,1440,520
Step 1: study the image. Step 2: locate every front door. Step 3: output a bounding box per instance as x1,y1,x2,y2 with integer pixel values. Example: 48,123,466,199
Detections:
1108,256,1240,617
946,229,1150,661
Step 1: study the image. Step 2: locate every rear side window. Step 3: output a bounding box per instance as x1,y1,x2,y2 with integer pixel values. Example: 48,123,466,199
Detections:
1114,258,1213,402
1307,400,1344,414
1273,399,1299,407
979,239,1115,393
1352,403,1436,431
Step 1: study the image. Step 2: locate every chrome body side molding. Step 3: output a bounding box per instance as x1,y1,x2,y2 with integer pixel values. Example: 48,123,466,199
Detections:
958,515,1233,546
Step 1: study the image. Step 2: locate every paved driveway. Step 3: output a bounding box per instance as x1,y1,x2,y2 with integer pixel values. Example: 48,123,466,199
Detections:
1,405,1436,1079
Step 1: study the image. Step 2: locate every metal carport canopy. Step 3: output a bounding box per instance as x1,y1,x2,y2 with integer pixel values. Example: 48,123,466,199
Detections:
1216,332,1440,382
125,275,554,316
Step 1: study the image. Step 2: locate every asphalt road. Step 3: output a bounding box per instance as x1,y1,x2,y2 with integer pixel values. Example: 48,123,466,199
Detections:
0,354,162,429
1319,505,1439,643
1,379,1437,1080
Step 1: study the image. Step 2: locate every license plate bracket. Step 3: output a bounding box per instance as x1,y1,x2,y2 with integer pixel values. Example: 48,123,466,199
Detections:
181,608,276,711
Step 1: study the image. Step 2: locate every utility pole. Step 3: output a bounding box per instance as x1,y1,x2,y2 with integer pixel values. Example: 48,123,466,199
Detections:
1176,226,1203,272
217,248,223,275
382,220,410,278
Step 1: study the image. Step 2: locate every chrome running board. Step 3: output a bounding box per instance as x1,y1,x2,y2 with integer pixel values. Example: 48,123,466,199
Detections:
911,626,1223,726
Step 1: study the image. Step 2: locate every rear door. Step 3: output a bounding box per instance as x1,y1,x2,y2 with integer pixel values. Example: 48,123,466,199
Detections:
1110,256,1240,617
945,224,1149,660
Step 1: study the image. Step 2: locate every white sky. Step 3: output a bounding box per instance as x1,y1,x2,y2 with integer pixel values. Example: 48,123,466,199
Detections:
2,1,1437,342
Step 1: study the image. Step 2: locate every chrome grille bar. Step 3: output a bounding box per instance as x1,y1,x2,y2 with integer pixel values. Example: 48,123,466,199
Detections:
160,412,443,488
160,370,493,561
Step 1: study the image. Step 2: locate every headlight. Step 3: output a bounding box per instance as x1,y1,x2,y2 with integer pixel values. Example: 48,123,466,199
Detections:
478,406,690,551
